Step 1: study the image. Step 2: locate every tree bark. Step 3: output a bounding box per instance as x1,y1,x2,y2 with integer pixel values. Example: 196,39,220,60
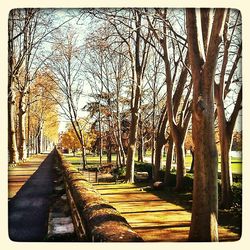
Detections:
8,11,18,164
18,93,27,160
125,101,140,183
137,114,144,162
37,130,41,154
216,87,242,208
187,8,227,241
8,88,19,163
164,135,173,184
214,13,242,208
219,130,233,208
152,8,191,190
216,89,233,208
116,87,126,167
98,103,103,167
151,92,156,165
174,137,186,190
189,147,194,173
125,11,144,183
81,145,87,169
106,107,112,163
153,106,168,181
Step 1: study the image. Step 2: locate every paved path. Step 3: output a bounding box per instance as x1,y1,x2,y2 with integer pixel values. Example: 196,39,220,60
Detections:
8,154,47,199
8,151,56,241
93,182,240,242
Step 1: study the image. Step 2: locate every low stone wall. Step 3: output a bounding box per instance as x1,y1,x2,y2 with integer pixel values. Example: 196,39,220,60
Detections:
55,149,143,242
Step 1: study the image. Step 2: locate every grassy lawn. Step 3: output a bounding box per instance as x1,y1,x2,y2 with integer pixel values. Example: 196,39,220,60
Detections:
64,152,242,175
63,151,242,236
63,153,117,168
181,155,242,174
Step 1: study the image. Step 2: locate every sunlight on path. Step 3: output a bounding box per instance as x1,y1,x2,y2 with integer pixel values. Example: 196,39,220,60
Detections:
93,182,240,242
8,154,48,199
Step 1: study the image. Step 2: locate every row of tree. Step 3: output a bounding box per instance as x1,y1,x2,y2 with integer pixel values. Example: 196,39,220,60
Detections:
8,9,63,163
8,8,242,241
82,8,242,209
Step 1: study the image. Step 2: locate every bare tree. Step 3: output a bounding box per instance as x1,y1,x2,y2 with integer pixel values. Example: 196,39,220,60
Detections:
214,9,242,208
144,52,165,167
186,8,228,241
8,9,75,162
87,9,151,182
146,9,192,188
84,25,130,167
8,9,37,163
44,26,87,167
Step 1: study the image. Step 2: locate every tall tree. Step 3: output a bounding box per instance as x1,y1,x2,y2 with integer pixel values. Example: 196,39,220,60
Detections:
121,10,150,183
214,10,242,208
28,72,59,154
144,52,165,168
44,26,87,167
186,8,228,241
85,47,129,168
8,9,36,163
8,9,74,162
146,9,192,188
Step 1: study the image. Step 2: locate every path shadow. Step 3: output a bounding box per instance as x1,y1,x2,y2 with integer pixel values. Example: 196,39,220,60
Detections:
9,150,57,241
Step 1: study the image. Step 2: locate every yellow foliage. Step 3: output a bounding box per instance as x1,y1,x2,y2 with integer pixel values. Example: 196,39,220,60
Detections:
61,128,81,151
61,121,97,151
27,70,59,142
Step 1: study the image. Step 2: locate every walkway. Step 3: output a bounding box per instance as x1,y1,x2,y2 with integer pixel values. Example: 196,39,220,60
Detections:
93,182,240,242
8,154,240,242
8,150,56,241
8,154,47,199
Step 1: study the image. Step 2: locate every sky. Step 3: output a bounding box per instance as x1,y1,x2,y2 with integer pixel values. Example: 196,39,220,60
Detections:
33,8,243,133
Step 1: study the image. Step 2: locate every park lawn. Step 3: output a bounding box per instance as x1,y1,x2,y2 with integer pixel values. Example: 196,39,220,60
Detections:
63,153,242,174
162,154,242,175
63,154,117,167
63,152,242,236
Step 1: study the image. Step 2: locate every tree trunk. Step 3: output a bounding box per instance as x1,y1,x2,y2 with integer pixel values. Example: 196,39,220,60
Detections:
174,139,186,191
151,81,157,166
8,88,19,163
116,147,122,168
151,134,155,165
153,107,168,181
125,61,141,183
18,95,27,160
98,105,103,167
164,136,173,183
116,98,126,167
187,8,227,241
37,131,41,154
220,134,233,208
189,94,219,241
8,14,18,164
107,142,112,163
81,145,87,169
106,115,112,163
189,147,194,173
214,16,242,208
125,105,139,183
154,142,164,181
26,91,31,157
125,10,148,183
216,98,233,208
137,125,144,162
117,134,126,166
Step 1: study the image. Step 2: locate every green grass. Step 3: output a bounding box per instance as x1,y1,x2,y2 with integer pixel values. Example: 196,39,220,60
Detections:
63,154,116,167
163,154,242,175
63,152,242,174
